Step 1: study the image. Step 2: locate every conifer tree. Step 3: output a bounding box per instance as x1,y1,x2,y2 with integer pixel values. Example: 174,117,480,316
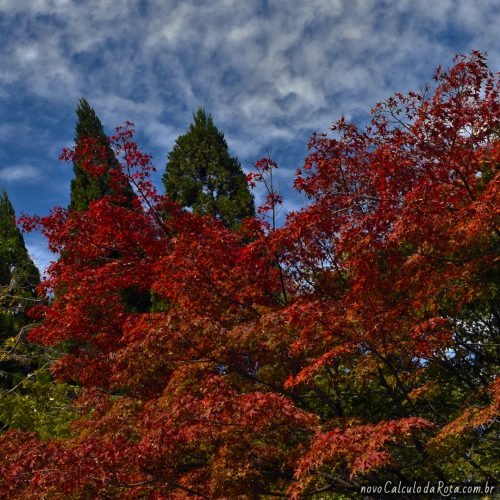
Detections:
69,98,135,212
0,191,39,310
163,108,255,229
69,101,147,312
0,191,40,389
0,191,76,436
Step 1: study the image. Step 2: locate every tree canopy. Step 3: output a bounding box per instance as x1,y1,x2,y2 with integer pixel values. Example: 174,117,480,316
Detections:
163,108,255,229
0,192,76,439
0,52,498,498
69,97,135,212
0,191,40,389
0,191,39,293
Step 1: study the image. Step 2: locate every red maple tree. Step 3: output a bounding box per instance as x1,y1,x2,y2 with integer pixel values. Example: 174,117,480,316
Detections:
0,52,498,498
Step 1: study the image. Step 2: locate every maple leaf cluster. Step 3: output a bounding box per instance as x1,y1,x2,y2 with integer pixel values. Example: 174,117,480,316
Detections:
0,52,498,498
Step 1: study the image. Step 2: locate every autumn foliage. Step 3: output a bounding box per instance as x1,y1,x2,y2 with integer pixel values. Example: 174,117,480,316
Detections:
0,52,498,498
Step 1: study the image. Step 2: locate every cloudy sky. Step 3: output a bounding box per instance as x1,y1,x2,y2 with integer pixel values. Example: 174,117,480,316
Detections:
0,0,498,271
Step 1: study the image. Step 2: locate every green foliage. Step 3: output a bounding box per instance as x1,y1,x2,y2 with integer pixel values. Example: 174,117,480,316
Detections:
0,367,78,440
0,191,39,293
0,191,40,390
163,108,255,229
0,192,75,439
69,97,135,212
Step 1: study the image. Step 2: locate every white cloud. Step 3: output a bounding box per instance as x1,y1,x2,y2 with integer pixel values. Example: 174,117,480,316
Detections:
0,165,42,183
141,120,179,150
0,0,498,216
24,234,53,274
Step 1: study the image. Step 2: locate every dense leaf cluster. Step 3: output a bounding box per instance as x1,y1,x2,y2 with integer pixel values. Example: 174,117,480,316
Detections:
69,97,136,212
0,192,75,439
0,191,40,391
163,108,255,230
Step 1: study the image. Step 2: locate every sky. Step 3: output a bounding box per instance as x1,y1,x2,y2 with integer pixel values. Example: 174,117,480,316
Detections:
0,0,498,272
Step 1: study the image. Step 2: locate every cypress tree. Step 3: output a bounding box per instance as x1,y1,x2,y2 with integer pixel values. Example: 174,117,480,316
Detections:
0,191,40,389
0,192,76,436
163,108,255,230
69,99,149,312
69,98,135,212
0,191,39,302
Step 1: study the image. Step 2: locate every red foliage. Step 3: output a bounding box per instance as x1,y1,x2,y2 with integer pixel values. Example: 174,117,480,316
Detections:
2,52,498,497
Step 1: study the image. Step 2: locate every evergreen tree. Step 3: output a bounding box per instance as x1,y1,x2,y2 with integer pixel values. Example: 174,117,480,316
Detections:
69,100,148,311
0,191,40,389
0,195,77,438
0,191,39,308
163,108,255,230
69,97,134,212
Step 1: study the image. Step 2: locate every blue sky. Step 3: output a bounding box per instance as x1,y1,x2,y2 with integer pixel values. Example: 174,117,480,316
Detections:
0,0,498,272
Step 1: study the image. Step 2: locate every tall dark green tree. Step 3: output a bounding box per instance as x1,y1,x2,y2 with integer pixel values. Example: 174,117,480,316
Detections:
0,191,39,307
0,192,76,437
69,98,134,212
0,191,40,388
69,100,148,312
163,108,255,230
